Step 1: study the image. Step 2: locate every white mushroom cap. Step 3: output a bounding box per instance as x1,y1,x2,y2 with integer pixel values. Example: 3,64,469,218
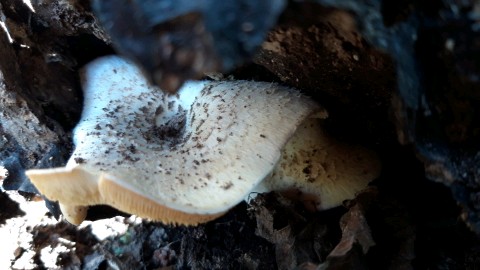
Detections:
26,55,330,225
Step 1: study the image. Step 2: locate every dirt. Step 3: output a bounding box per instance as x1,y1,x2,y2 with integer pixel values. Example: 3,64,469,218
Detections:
0,191,277,269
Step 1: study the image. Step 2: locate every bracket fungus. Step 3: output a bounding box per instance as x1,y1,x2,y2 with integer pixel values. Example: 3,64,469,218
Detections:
26,56,381,225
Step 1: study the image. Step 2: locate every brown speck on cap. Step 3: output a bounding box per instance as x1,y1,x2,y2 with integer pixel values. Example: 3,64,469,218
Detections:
222,182,233,190
155,106,164,116
74,157,86,164
127,144,137,154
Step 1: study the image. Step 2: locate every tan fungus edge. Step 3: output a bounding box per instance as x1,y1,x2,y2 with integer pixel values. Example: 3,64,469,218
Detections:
98,176,225,225
26,167,224,225
25,167,100,206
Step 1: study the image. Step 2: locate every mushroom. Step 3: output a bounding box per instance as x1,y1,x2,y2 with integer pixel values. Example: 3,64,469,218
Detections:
26,56,380,225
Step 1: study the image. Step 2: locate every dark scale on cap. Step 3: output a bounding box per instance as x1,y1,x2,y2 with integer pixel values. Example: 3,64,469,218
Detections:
127,144,137,154
167,101,175,110
114,105,123,112
155,106,164,116
124,155,140,163
139,106,149,114
222,182,234,190
74,157,86,164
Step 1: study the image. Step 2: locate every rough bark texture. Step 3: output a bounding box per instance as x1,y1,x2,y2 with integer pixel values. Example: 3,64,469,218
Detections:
314,0,480,233
0,0,111,215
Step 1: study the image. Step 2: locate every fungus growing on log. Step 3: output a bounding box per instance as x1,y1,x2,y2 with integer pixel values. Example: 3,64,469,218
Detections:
26,56,380,225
